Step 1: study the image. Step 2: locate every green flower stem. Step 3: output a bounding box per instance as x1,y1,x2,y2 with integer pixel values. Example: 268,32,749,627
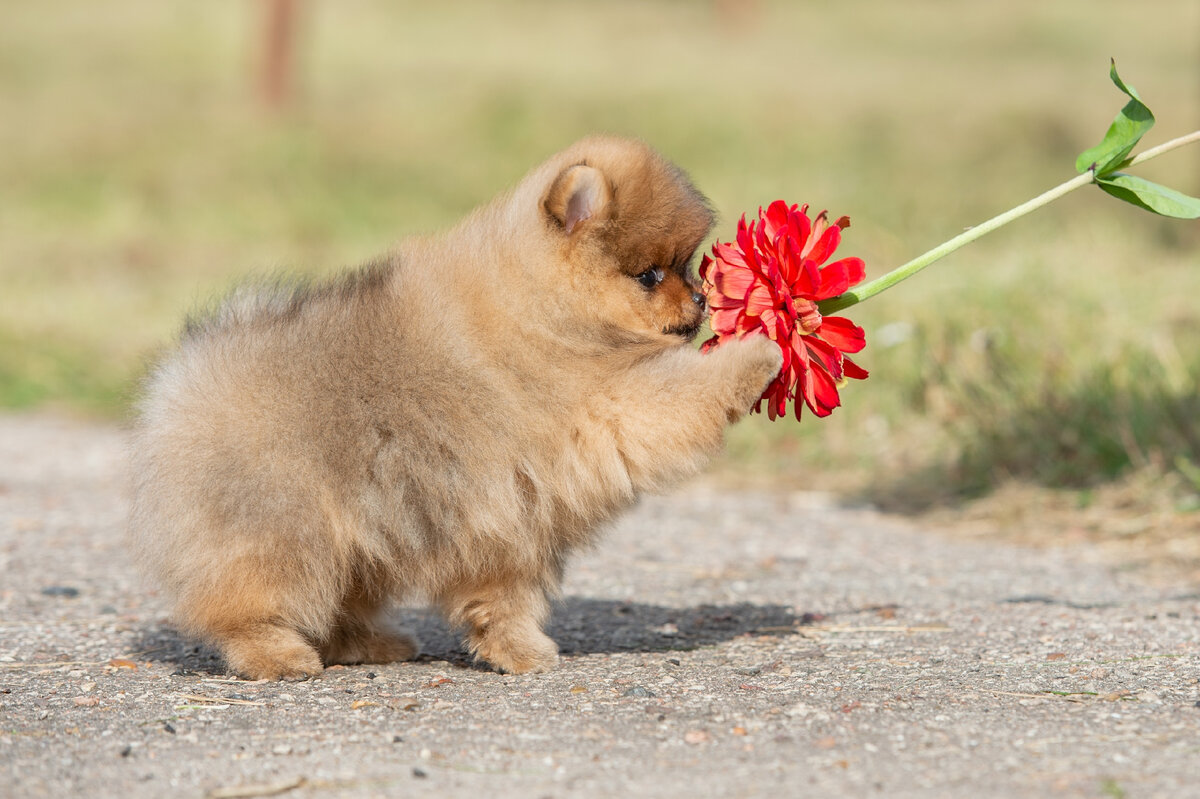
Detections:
818,174,1091,314
818,128,1200,315
1126,128,1200,168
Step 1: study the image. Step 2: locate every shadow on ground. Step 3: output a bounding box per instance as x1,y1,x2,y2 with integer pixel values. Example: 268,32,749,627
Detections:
130,598,810,675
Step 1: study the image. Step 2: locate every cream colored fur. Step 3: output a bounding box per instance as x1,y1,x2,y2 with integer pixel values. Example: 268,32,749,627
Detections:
129,136,781,679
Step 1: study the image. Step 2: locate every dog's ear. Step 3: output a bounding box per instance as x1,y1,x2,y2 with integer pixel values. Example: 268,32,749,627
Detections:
544,164,612,235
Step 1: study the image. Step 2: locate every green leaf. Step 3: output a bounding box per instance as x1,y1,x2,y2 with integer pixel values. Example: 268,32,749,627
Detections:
1075,60,1155,175
1096,173,1200,219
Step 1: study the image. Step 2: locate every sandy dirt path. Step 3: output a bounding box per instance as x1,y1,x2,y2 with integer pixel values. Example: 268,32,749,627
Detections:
1,414,1198,798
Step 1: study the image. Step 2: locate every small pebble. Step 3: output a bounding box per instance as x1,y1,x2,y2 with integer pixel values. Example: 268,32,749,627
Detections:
388,696,420,711
41,586,79,598
119,745,132,758
412,767,428,779
163,722,176,735
623,686,655,698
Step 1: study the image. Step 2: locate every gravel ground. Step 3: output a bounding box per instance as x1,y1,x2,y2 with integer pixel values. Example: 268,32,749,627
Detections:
2,414,1198,799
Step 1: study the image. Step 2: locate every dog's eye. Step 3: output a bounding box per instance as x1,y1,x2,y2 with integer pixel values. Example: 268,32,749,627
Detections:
635,268,664,289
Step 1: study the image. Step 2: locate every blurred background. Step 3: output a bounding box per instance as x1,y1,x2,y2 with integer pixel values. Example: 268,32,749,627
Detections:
2,0,1198,557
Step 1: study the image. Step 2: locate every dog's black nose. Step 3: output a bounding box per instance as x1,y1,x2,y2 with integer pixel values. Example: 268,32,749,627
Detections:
691,292,706,309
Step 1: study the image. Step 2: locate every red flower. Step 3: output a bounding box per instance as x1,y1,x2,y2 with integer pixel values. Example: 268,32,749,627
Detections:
700,200,868,420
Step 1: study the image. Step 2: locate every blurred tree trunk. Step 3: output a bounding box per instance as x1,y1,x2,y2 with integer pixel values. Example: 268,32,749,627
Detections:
715,0,762,30
259,0,299,110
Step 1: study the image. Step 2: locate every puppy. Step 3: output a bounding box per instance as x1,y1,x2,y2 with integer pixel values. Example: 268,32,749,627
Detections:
129,136,782,680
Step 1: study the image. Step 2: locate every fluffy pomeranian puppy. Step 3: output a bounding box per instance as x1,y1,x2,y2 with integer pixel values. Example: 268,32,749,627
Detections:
129,136,782,680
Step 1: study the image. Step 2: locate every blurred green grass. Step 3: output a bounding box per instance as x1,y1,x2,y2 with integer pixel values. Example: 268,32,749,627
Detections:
2,0,1199,507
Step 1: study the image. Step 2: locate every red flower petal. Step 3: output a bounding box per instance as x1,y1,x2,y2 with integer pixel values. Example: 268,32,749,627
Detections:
711,241,751,271
700,200,868,423
791,257,820,297
763,200,791,244
814,261,852,299
804,222,842,266
743,280,775,316
736,221,757,265
805,336,845,382
829,256,866,287
842,356,869,380
711,260,757,302
817,316,867,354
708,307,741,337
807,363,841,417
791,205,812,252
